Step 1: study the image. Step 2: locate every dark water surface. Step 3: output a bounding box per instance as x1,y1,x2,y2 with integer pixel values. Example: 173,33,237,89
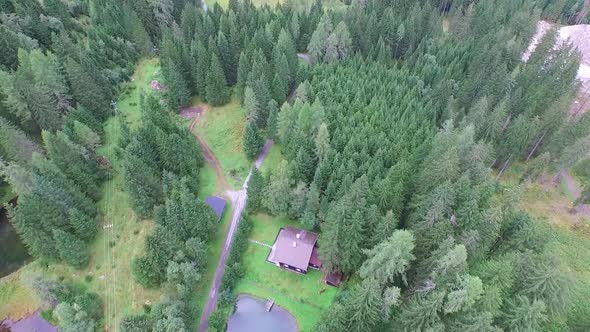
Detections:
226,295,297,332
0,311,57,332
0,202,31,278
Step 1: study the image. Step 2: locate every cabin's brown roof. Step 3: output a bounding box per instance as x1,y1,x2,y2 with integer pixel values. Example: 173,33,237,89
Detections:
267,227,318,271
309,246,322,268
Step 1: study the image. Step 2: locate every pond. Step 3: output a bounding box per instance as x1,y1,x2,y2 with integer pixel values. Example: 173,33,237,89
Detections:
226,295,298,332
0,311,57,332
0,200,31,278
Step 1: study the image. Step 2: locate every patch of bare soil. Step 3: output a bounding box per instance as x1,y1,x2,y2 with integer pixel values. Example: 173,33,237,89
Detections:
535,171,590,230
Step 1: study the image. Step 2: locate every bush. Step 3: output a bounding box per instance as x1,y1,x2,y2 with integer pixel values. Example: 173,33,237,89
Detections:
76,292,102,320
120,314,153,332
208,308,229,332
220,217,251,292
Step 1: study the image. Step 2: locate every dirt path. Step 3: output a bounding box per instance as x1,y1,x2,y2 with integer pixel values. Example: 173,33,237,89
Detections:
180,105,231,193
198,139,273,332
561,171,582,199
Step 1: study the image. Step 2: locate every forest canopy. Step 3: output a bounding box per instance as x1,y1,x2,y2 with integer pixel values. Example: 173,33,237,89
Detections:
1,0,589,331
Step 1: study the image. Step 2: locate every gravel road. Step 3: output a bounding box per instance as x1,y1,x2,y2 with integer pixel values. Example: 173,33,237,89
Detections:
198,140,274,332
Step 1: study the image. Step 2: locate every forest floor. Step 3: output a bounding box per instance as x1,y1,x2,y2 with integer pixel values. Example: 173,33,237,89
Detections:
0,58,164,329
233,213,338,332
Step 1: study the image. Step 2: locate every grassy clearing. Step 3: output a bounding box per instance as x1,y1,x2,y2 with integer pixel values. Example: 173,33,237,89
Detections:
545,222,590,326
234,213,337,332
504,164,590,327
0,269,40,320
197,165,219,199
0,58,163,328
259,143,284,177
195,97,250,188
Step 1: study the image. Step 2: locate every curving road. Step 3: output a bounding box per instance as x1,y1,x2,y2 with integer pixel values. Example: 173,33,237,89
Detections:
197,139,274,332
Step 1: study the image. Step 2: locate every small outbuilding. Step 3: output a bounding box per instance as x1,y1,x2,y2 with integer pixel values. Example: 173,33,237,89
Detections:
267,227,322,274
205,196,226,221
324,271,343,287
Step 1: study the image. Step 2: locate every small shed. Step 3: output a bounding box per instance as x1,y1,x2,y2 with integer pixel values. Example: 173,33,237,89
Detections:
324,272,343,287
205,196,226,221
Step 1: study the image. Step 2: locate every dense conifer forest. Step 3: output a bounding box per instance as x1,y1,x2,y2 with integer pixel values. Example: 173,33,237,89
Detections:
1,0,590,331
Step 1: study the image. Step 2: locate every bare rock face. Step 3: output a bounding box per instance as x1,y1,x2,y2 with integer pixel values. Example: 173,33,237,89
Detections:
524,21,590,116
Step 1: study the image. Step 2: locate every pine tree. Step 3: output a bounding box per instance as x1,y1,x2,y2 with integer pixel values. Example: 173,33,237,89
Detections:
205,53,230,106
53,229,89,268
243,122,263,160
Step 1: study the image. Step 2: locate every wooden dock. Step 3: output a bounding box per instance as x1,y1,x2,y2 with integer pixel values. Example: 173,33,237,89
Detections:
265,298,275,312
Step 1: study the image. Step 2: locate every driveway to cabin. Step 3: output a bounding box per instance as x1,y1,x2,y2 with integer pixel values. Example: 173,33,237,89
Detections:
198,139,274,332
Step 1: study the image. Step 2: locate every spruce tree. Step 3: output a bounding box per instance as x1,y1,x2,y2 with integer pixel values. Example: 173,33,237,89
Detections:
247,168,265,213
65,58,111,121
243,122,263,160
359,230,415,287
272,52,290,104
0,117,42,165
243,87,259,124
192,40,209,97
236,52,251,102
53,229,89,268
264,160,290,215
205,53,230,106
266,100,279,139
346,278,388,332
500,296,547,332
163,58,190,111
